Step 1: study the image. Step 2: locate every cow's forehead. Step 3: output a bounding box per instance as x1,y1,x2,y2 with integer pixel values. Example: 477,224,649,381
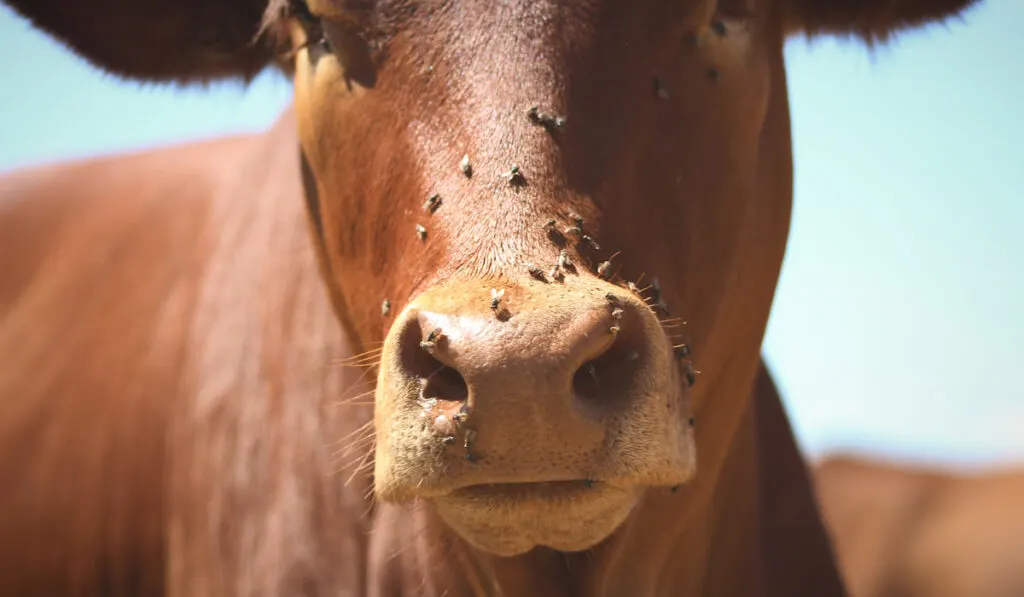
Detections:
291,0,769,107
294,0,768,99
303,0,749,35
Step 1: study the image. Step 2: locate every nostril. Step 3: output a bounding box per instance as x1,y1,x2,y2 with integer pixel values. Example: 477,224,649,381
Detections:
422,364,469,403
398,317,469,404
571,309,648,409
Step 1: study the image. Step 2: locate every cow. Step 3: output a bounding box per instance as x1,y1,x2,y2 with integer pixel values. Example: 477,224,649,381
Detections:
0,0,980,595
814,454,1024,597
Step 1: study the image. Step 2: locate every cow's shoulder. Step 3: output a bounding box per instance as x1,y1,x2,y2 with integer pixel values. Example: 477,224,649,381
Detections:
0,136,261,405
0,136,259,310
0,135,259,596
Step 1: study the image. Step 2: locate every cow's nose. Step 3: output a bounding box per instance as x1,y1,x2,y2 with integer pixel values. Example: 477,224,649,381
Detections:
390,286,663,451
374,279,694,500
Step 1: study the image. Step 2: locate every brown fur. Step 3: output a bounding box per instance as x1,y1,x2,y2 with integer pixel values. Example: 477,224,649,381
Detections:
0,0,980,595
815,455,1024,597
782,0,983,44
3,0,274,82
755,363,848,597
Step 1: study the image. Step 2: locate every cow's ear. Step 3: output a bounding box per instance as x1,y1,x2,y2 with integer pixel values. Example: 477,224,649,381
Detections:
4,0,287,83
780,0,982,44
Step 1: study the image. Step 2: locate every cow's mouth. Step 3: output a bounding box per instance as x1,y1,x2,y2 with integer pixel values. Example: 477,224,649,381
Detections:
452,479,600,502
432,479,641,556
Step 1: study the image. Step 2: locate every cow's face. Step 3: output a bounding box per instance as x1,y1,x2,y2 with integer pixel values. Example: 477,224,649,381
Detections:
280,0,789,555
4,0,980,557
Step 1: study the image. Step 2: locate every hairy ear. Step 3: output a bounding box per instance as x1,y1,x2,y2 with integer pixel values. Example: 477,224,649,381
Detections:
3,0,280,83
781,0,983,44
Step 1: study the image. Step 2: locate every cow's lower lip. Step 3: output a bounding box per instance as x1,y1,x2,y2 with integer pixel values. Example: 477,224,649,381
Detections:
432,481,638,555
451,480,599,501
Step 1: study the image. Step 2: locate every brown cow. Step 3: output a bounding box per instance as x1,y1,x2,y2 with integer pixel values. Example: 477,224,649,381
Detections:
0,0,979,595
815,454,1024,597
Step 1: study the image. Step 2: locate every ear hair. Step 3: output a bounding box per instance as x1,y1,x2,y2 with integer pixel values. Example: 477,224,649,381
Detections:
781,0,982,45
4,0,285,83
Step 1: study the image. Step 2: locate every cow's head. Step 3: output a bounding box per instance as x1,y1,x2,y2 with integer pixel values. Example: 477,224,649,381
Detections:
7,0,979,556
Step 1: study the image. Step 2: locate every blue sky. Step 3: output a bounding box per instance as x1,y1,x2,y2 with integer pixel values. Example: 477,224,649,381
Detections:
1,2,1020,468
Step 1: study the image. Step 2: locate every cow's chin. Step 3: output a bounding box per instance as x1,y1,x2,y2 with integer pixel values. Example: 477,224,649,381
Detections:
431,483,640,556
